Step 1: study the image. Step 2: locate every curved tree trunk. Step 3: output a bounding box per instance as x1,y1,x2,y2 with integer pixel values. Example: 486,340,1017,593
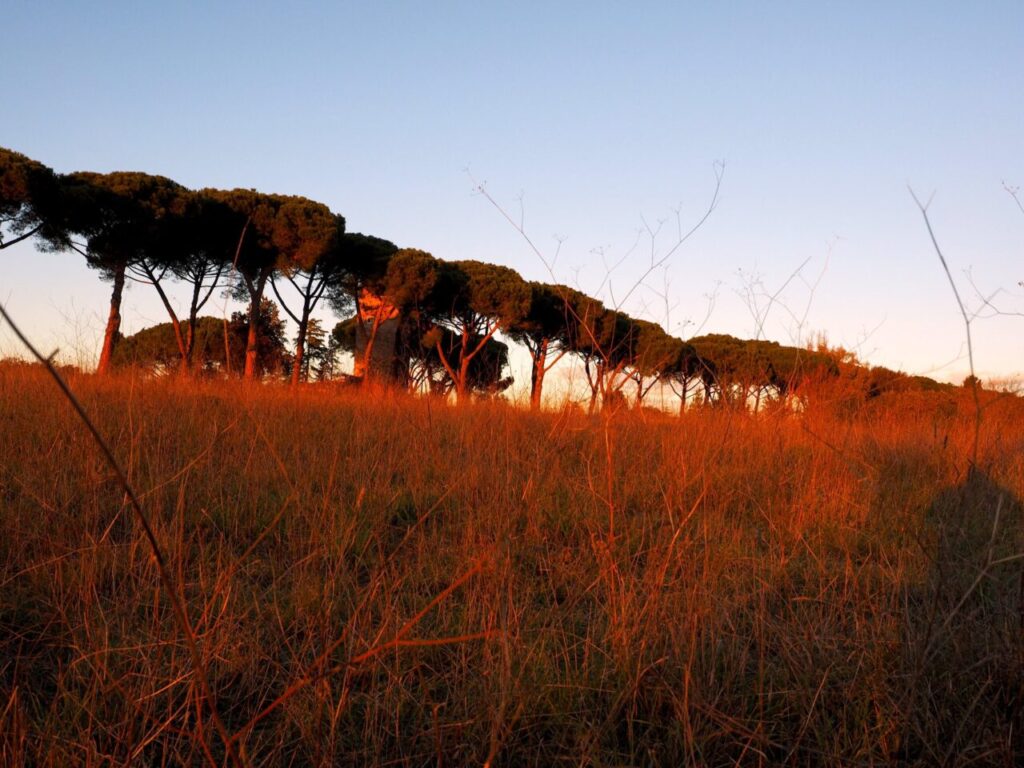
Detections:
143,264,189,374
357,311,381,381
96,262,126,375
678,377,689,416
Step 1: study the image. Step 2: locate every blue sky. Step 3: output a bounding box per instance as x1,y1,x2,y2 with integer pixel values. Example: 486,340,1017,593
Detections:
2,1,1022,383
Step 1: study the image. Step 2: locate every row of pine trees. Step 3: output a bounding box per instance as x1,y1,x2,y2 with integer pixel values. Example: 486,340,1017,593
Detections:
3,147,862,410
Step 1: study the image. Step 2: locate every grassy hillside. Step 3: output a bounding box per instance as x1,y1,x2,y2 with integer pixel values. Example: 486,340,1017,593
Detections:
1,365,1022,766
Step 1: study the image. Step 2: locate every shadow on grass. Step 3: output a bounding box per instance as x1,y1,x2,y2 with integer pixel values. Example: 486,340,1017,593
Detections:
896,466,1024,765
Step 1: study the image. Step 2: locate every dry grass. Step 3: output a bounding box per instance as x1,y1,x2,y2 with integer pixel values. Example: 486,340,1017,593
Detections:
1,364,1022,766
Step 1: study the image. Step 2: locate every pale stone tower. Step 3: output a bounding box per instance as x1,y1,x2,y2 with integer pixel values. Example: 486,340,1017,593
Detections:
352,289,403,381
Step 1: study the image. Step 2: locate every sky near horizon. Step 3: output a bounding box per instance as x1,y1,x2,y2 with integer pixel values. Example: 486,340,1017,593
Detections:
2,1,1022,384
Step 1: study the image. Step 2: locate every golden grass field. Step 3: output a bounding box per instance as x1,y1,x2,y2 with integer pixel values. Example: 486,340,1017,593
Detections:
1,364,1022,766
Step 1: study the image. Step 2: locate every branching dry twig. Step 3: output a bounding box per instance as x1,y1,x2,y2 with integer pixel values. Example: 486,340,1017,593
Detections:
229,557,492,744
909,187,982,466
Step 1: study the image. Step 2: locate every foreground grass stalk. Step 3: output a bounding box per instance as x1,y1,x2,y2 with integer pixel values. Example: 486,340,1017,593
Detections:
0,305,242,768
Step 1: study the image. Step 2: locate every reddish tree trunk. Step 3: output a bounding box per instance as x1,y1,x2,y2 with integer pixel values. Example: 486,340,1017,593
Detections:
244,305,260,379
144,265,189,374
456,358,471,403
96,262,126,375
358,308,386,382
530,338,548,410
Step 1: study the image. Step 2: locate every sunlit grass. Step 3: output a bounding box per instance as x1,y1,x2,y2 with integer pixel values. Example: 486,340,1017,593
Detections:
1,364,1022,765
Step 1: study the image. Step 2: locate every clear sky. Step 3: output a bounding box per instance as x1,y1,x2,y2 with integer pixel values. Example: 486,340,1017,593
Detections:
2,1,1022,384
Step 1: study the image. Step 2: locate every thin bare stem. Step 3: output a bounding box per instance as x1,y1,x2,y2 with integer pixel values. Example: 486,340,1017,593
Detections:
909,187,981,466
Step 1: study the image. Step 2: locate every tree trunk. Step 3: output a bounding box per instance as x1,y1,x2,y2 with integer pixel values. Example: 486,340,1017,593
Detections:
243,271,269,380
185,320,195,366
291,327,306,385
144,265,188,374
358,311,381,381
166,309,188,375
274,269,317,386
186,277,203,369
678,377,689,416
439,327,473,404
96,262,126,375
291,292,313,386
185,261,224,370
222,317,233,376
584,358,600,414
703,374,714,405
456,357,471,404
530,338,549,410
244,308,260,379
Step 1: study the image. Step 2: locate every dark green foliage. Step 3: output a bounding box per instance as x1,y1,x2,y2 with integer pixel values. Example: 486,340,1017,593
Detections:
207,189,337,379
113,317,227,374
507,283,576,352
294,317,333,381
329,232,400,311
330,316,359,355
0,148,64,250
272,213,346,383
411,324,513,396
628,319,677,376
54,171,195,373
444,260,531,333
113,298,292,377
866,366,955,399
507,282,580,407
383,252,529,399
689,334,842,405
383,248,440,313
61,171,188,279
333,313,514,395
